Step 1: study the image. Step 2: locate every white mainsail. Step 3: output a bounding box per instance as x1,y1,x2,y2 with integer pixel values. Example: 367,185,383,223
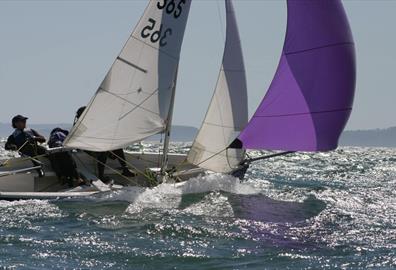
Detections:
187,0,248,173
65,0,191,151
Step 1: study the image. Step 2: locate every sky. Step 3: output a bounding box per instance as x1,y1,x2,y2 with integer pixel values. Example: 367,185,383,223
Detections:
0,0,394,130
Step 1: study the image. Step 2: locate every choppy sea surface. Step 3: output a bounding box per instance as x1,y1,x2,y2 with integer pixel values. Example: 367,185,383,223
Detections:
0,141,395,269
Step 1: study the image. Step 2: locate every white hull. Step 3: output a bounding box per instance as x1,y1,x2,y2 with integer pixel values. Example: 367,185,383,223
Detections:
0,150,204,200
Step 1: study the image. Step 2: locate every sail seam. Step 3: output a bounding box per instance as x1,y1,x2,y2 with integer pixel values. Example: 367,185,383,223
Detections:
118,89,162,120
131,36,179,61
204,121,245,130
285,42,354,56
191,145,234,157
116,57,147,73
99,87,159,116
254,108,352,118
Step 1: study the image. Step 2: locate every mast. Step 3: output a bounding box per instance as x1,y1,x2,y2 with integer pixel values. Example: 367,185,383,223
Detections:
161,66,179,175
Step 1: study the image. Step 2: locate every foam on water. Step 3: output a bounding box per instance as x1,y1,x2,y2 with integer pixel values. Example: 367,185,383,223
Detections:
89,173,260,215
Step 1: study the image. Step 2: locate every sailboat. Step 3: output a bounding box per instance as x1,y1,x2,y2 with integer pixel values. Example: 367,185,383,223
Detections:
0,0,356,200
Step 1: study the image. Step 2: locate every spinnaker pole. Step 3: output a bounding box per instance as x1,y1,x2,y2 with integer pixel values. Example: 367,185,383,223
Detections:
244,151,295,165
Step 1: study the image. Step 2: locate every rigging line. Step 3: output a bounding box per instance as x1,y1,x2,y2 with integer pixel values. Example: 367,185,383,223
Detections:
1,140,29,166
76,151,142,186
0,152,48,167
285,42,354,56
65,133,162,166
253,108,352,118
124,148,161,166
196,147,228,168
190,144,234,157
0,166,42,179
106,149,158,183
158,133,163,169
1,146,144,186
63,136,156,183
98,87,160,117
177,149,296,174
118,87,161,120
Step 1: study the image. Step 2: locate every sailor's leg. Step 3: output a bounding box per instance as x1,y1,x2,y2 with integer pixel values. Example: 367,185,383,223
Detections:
113,149,127,167
113,149,135,177
97,152,108,179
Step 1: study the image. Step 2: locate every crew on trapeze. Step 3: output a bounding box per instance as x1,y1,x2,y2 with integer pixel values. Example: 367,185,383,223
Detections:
5,115,47,177
74,106,136,182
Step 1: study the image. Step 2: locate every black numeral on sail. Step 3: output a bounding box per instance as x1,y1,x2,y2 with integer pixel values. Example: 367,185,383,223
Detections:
160,28,172,47
157,0,186,18
141,18,155,39
141,18,172,47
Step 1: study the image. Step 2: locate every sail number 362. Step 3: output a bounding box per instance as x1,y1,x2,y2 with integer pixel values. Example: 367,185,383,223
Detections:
157,0,186,19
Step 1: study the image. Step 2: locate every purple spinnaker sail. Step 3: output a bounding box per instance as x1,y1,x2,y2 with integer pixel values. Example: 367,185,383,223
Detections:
232,0,356,152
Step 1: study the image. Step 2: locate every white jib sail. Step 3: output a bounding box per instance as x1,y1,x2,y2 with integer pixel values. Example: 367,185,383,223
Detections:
65,0,191,151
187,0,248,173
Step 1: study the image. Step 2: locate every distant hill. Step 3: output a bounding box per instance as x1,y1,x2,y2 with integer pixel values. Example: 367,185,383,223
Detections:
339,127,396,148
0,123,72,139
147,126,197,142
1,122,395,147
0,123,197,142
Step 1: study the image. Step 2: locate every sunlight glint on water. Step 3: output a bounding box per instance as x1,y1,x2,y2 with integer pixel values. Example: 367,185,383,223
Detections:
0,142,395,269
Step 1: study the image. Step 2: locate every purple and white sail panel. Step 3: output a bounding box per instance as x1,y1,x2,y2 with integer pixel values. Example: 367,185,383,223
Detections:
232,0,356,152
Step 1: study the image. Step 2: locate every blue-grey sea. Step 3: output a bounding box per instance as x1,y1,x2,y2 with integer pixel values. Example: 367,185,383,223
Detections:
0,143,395,269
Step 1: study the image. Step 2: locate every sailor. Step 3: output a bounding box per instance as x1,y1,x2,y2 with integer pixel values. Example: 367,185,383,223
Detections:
48,127,84,187
74,106,136,181
5,115,46,177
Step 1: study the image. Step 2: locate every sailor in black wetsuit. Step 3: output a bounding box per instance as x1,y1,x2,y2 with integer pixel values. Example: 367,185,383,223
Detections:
5,115,47,177
74,107,135,182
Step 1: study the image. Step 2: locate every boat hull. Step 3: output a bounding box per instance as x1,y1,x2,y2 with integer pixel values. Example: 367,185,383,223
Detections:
0,150,204,200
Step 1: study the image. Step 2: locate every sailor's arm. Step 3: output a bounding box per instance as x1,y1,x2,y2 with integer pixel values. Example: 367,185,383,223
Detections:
31,129,46,143
4,135,17,151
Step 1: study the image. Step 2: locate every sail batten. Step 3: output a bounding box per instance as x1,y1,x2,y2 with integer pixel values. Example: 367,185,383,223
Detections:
65,0,191,151
234,0,356,152
187,0,248,173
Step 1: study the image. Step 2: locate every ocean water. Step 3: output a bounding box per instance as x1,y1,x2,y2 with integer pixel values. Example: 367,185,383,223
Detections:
0,143,395,269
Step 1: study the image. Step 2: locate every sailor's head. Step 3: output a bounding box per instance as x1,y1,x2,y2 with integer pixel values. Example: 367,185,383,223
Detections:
12,115,28,129
76,106,86,120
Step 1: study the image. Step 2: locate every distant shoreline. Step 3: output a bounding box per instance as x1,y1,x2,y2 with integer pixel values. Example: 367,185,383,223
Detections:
339,127,396,148
1,123,395,147
0,123,198,143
